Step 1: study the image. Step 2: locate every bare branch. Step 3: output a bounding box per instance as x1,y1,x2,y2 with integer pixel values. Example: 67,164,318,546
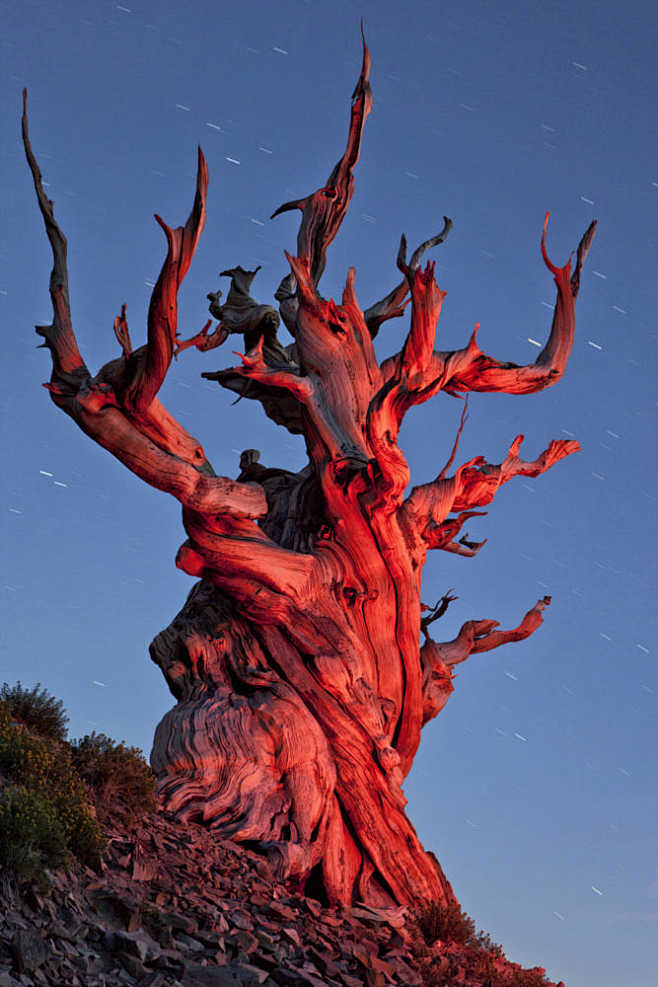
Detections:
470,596,551,653
364,258,449,509
224,335,313,405
419,596,551,727
126,147,209,413
113,303,133,358
437,396,468,480
22,90,88,386
203,368,306,435
364,218,452,338
570,219,597,298
403,431,578,549
425,511,488,556
425,597,551,667
420,590,458,639
175,319,228,356
271,28,372,289
401,214,597,397
452,433,580,511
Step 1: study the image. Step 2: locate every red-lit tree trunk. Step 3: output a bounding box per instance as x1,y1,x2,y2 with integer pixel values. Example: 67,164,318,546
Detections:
23,36,596,909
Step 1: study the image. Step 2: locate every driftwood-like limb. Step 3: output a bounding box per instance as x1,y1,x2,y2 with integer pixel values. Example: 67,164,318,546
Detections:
22,90,88,387
21,96,319,607
174,319,228,356
419,597,551,724
452,433,580,511
271,26,372,290
25,36,596,914
421,590,458,637
470,595,552,653
425,510,488,555
404,431,579,547
411,214,597,397
364,219,453,338
126,147,208,413
113,304,133,358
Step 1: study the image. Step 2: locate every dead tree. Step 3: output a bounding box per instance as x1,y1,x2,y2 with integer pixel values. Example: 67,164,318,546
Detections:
22,35,596,909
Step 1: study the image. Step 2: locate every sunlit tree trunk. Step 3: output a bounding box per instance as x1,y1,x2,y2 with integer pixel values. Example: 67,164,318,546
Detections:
22,34,595,908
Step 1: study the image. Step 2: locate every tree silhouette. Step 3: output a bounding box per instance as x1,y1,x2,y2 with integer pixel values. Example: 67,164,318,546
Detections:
22,34,596,908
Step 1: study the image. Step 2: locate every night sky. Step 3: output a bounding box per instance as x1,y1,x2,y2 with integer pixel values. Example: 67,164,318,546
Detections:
2,1,656,985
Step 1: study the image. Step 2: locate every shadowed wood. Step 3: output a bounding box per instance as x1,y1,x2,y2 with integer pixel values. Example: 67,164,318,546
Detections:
22,36,596,910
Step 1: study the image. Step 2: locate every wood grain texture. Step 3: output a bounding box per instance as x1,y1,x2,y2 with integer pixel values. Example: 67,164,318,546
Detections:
22,36,596,909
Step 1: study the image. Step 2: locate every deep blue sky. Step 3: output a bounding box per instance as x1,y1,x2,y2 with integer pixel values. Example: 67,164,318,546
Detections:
2,1,656,984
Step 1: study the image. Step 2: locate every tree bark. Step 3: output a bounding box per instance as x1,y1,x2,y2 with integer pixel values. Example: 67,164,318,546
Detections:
22,34,596,910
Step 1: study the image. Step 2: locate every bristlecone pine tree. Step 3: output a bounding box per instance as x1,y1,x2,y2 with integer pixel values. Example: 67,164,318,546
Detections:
23,35,596,909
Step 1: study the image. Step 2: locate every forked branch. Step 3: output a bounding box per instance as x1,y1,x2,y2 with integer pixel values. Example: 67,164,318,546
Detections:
388,214,597,399
364,219,453,338
22,92,319,606
271,27,372,290
126,147,208,413
419,597,552,726
403,431,579,548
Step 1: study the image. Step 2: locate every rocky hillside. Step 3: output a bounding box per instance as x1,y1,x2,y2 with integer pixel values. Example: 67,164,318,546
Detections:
0,684,563,987
0,803,565,987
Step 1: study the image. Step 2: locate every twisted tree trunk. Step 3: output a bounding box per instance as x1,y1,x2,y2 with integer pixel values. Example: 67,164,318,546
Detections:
22,33,596,909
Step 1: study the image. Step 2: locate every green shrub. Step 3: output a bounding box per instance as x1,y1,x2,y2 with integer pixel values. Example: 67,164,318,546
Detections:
0,785,69,885
71,732,155,818
0,681,68,741
0,706,105,874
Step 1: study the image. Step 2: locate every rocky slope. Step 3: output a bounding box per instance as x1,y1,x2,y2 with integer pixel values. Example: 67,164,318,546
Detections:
0,805,564,987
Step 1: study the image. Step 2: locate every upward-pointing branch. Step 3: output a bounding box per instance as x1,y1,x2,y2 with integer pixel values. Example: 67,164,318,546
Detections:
381,215,597,399
22,90,88,387
364,218,453,338
271,28,372,291
126,147,208,413
22,94,312,600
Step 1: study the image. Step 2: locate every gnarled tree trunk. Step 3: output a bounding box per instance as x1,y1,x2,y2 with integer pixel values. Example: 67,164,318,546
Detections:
22,33,596,909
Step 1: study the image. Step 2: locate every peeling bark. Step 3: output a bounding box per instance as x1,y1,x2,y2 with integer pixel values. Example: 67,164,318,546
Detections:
23,38,596,911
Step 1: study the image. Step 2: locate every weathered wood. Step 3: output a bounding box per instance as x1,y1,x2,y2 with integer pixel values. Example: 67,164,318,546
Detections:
23,36,596,910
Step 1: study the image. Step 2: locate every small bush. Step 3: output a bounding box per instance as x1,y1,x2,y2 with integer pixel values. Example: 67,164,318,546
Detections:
71,732,155,818
0,785,69,885
0,681,68,741
414,898,551,987
508,969,549,986
0,706,105,874
477,929,505,956
415,898,477,945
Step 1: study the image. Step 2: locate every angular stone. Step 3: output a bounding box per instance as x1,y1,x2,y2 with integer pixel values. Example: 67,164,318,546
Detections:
210,915,229,934
266,903,296,922
118,950,147,979
10,930,46,974
282,927,301,948
235,965,270,985
163,912,199,935
115,929,161,963
249,893,269,909
308,947,340,978
229,910,253,931
174,932,205,952
136,973,165,987
231,930,259,955
181,963,256,986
